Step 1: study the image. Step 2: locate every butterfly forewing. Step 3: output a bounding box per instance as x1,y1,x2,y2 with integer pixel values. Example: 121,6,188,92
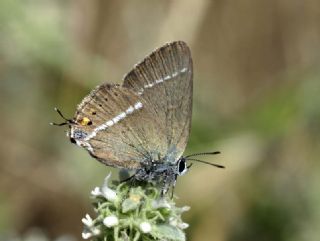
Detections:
123,41,193,162
69,41,193,169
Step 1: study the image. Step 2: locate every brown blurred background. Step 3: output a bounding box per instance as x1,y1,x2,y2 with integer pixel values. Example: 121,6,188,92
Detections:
1,0,320,240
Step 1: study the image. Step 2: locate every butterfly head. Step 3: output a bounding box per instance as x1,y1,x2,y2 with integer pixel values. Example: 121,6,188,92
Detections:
174,151,224,177
176,157,188,176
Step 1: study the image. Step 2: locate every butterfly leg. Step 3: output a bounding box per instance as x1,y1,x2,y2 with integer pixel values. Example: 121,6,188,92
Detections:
170,174,178,198
160,170,177,197
120,174,135,183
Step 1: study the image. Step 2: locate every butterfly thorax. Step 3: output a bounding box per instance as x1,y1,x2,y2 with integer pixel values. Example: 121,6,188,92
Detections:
134,157,188,194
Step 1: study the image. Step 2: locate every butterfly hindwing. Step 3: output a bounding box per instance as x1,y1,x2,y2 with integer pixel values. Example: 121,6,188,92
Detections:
69,84,167,168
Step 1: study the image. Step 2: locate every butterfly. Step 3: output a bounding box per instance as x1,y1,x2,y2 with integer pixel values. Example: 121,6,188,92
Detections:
52,41,223,194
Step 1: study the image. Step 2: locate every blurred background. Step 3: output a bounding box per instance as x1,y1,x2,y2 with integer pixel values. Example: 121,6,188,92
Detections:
1,0,320,240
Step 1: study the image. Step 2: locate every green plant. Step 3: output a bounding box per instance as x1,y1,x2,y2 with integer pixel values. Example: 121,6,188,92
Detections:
82,174,189,241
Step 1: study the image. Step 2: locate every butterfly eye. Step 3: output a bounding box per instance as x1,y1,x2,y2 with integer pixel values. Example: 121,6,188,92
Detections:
177,159,187,176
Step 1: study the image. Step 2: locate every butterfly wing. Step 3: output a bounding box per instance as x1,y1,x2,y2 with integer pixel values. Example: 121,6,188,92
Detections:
69,83,167,169
123,41,193,162
69,41,193,169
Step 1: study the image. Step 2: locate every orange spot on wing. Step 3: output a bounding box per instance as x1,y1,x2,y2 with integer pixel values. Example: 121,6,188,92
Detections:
80,117,91,126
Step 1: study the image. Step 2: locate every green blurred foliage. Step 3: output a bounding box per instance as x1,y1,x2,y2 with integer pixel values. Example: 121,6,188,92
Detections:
0,0,320,241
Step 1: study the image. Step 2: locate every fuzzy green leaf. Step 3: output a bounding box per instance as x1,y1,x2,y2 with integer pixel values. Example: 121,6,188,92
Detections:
122,197,140,213
153,224,186,241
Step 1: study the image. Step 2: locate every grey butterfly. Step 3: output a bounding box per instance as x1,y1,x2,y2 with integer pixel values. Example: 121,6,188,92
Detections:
53,41,223,194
